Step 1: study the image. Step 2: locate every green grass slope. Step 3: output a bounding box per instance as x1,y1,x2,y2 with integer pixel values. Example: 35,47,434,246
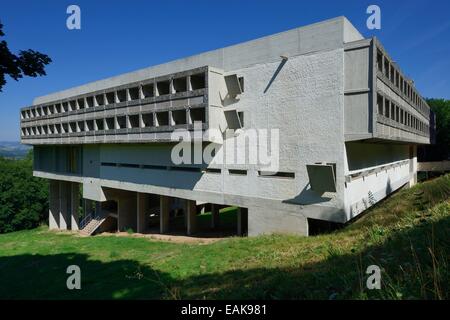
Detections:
0,175,449,300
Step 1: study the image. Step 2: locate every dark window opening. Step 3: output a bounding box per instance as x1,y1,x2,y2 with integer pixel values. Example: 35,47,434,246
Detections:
116,116,126,129
172,109,187,125
95,119,104,131
86,120,94,131
105,117,115,130
157,80,170,95
190,73,206,90
156,112,169,126
95,94,104,106
190,108,206,123
142,113,153,127
117,90,126,102
128,87,139,100
173,77,187,93
377,50,383,72
142,84,154,98
86,96,94,108
258,171,295,179
228,169,247,175
128,114,139,128
377,94,383,115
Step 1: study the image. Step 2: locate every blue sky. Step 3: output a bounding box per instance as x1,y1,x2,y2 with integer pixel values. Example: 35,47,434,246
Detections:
0,0,449,141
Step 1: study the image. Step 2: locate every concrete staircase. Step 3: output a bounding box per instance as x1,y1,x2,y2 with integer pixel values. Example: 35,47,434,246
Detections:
79,213,108,236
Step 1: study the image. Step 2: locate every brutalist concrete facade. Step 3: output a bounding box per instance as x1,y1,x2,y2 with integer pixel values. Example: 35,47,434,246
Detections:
20,17,434,236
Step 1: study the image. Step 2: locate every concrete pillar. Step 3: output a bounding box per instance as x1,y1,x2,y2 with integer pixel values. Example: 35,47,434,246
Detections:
187,200,197,235
237,207,248,236
70,182,80,230
59,181,69,230
211,204,220,229
49,180,60,229
117,193,137,232
160,195,170,234
409,145,418,187
137,193,149,233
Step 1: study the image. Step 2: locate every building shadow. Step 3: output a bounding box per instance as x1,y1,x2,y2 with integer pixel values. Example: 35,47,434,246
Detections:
1,213,447,299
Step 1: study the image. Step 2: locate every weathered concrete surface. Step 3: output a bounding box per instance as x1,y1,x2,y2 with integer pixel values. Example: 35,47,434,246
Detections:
248,206,308,236
33,16,432,236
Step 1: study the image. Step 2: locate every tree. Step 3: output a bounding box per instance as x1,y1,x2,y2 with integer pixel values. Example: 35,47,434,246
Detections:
0,150,49,233
0,20,52,92
419,99,450,161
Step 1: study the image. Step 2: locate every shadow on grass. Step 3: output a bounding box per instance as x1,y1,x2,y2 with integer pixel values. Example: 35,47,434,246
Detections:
0,213,448,300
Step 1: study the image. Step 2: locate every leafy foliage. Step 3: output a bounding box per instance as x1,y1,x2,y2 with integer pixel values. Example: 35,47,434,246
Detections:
0,150,48,233
0,20,52,92
420,99,450,161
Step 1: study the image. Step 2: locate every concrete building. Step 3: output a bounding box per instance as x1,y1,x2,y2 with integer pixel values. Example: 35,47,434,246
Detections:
20,17,434,236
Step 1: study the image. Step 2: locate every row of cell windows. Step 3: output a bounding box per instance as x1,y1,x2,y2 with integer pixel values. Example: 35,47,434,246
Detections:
21,108,206,136
376,48,428,116
377,94,429,135
100,162,295,179
21,73,206,120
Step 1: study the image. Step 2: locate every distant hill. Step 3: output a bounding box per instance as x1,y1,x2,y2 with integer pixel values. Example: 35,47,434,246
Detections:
0,141,31,159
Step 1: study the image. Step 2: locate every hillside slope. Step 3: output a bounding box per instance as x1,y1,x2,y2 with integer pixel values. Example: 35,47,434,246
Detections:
0,174,449,299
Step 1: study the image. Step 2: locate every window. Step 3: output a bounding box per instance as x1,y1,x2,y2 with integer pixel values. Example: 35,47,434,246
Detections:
95,119,104,131
156,112,169,126
142,83,154,98
384,57,390,78
377,50,383,72
190,73,205,90
116,116,126,129
238,111,244,127
238,77,244,92
390,65,395,83
173,77,187,93
86,96,94,108
157,80,170,95
117,90,126,102
105,117,114,130
377,94,383,115
172,109,187,125
228,169,247,175
190,107,206,124
77,98,85,109
77,121,85,132
128,114,139,128
128,87,139,100
69,122,76,133
95,94,104,106
106,92,115,104
86,120,94,131
384,99,390,118
141,113,153,127
258,171,295,179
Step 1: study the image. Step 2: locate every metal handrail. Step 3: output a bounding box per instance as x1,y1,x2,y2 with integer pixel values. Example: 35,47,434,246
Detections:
79,212,92,230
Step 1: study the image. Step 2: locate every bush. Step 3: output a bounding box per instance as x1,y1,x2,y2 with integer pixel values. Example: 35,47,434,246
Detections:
0,151,48,233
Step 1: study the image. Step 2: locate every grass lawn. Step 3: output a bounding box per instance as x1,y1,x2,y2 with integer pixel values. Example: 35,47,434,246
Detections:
0,175,449,300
